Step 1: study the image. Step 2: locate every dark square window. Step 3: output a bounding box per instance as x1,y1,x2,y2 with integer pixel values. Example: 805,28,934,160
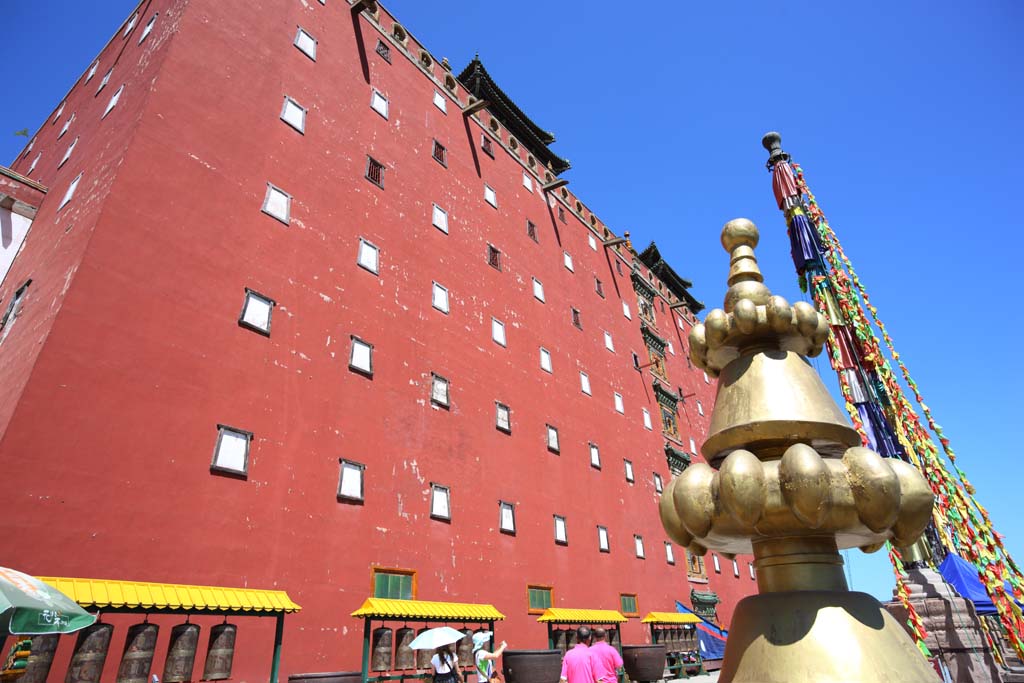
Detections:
365,156,385,188
595,278,604,298
481,134,494,158
558,206,566,223
375,40,391,63
527,220,538,243
432,140,447,167
571,307,581,329
487,244,502,271
632,352,640,370
616,260,623,276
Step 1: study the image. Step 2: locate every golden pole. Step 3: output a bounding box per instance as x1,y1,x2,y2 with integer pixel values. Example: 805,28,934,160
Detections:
660,219,937,682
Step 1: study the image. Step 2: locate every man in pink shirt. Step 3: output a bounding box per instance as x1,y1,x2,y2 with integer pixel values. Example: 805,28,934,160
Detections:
588,629,623,683
560,627,597,683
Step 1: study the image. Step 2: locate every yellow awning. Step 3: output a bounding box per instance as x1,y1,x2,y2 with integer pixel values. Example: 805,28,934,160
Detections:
351,598,505,621
641,612,701,624
39,577,301,615
536,608,627,624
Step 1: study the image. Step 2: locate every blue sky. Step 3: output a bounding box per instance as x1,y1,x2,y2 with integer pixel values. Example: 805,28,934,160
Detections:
4,1,1022,603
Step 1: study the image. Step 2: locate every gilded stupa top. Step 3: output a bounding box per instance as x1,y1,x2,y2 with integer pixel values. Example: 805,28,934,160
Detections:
688,218,830,378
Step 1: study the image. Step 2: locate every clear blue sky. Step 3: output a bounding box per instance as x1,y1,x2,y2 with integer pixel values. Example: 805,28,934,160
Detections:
4,1,1022,602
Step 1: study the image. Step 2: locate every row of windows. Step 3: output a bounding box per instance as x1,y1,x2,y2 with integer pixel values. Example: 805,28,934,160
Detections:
23,7,156,179
372,568,642,619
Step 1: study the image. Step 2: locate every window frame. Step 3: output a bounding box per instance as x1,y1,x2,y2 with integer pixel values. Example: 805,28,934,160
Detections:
604,331,615,352
491,317,507,347
0,280,31,345
432,91,447,113
349,336,374,377
532,277,545,302
484,184,497,208
595,277,604,298
294,26,318,61
622,301,631,319
487,244,502,271
58,136,78,169
553,515,568,546
430,482,451,522
526,585,553,614
499,501,516,535
431,281,450,314
654,473,664,494
430,373,450,409
59,173,83,211
280,96,308,134
539,347,553,373
571,307,581,330
634,535,645,559
371,567,416,600
546,424,560,453
238,288,276,336
579,371,591,396
370,89,389,119
712,554,721,574
589,442,601,470
613,392,624,414
624,459,634,483
138,13,158,44
431,203,449,234
495,402,512,434
357,237,380,274
102,84,124,119
261,182,292,225
481,134,494,158
642,408,653,431
619,593,639,618
526,220,538,243
563,251,574,272
338,458,366,503
598,525,610,553
665,542,675,565
432,139,448,167
365,156,385,188
210,424,253,477
375,40,391,63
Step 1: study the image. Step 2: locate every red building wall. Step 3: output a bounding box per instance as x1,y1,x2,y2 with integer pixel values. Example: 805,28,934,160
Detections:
1,1,754,680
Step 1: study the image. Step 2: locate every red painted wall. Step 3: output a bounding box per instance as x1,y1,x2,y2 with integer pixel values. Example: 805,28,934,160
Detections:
0,1,755,681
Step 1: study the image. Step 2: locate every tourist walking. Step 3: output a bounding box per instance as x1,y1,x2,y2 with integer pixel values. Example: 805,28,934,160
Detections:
587,628,622,683
430,644,463,683
559,626,597,683
472,631,507,682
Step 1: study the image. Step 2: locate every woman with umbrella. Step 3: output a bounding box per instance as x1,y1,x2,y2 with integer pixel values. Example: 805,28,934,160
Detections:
408,627,465,683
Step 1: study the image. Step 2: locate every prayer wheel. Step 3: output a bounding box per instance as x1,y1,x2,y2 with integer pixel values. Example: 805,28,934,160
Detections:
550,628,566,654
394,628,415,670
457,629,474,664
21,635,59,683
415,629,431,670
371,628,393,672
202,624,236,681
163,623,200,683
65,622,114,683
566,629,577,648
117,623,160,683
652,628,664,645
609,628,621,650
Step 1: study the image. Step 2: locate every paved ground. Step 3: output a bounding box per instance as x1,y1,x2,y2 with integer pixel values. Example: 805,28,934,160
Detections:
666,673,719,682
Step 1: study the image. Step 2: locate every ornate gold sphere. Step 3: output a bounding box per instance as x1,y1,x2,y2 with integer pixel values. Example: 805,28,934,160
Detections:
721,218,759,252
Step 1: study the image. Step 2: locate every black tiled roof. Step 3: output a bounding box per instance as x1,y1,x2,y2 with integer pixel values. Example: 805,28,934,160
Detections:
457,57,571,175
638,242,705,313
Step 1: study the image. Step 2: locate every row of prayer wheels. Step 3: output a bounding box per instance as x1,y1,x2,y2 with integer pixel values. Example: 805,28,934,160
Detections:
371,627,490,672
18,622,236,683
651,627,696,653
550,628,619,654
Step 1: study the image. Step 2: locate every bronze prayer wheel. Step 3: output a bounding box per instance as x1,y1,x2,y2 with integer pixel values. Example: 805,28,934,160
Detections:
456,629,473,664
116,623,160,683
394,628,415,670
566,629,577,648
201,624,236,681
609,628,620,650
415,629,431,670
21,635,59,683
551,628,566,654
371,628,393,672
163,623,200,683
65,622,114,683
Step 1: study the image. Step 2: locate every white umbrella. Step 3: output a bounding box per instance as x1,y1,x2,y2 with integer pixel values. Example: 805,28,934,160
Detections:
408,626,466,650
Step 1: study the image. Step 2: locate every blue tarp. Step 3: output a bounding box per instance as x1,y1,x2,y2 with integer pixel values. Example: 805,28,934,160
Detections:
938,553,1020,616
675,601,727,660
